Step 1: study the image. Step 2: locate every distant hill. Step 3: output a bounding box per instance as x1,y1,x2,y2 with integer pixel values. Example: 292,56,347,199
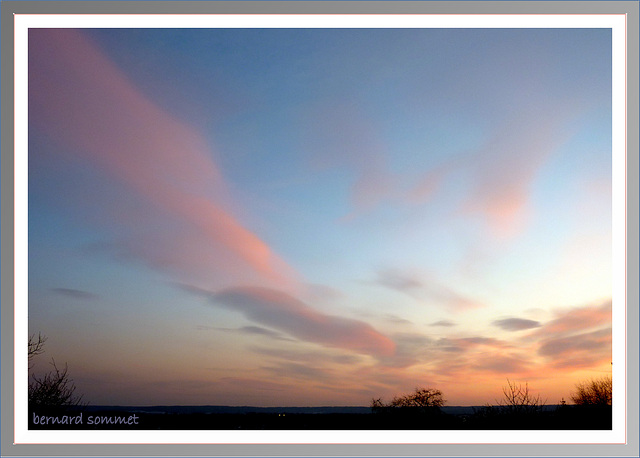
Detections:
84,405,555,415
83,405,373,415
32,404,609,430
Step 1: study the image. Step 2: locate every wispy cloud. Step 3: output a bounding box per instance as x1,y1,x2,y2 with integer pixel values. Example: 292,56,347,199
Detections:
471,354,532,375
29,29,295,291
377,332,435,368
456,337,510,347
307,92,579,241
303,284,344,303
250,346,363,366
430,320,457,327
538,327,611,370
525,299,612,371
262,362,332,383
304,101,397,217
538,328,611,357
215,326,295,342
51,287,98,301
455,107,577,237
492,318,542,331
374,269,423,292
373,268,482,312
407,165,451,203
182,285,396,358
533,300,611,337
425,302,612,381
383,314,413,325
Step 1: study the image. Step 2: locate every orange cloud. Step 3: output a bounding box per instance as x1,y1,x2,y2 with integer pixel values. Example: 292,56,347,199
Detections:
503,300,614,374
539,328,611,357
532,301,612,371
471,354,532,375
535,300,612,337
29,29,294,289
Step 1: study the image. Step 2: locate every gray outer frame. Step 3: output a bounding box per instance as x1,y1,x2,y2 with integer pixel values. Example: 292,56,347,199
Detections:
1,1,637,457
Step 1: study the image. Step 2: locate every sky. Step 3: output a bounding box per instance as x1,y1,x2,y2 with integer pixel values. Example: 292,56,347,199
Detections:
27,27,613,407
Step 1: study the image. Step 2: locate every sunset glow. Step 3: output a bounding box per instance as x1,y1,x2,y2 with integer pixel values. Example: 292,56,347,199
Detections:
27,25,614,409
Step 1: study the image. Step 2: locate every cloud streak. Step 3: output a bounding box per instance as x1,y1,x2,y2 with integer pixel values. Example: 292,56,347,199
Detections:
373,268,482,312
374,269,423,292
51,288,98,301
533,301,612,370
534,300,611,338
29,29,294,290
405,105,580,238
250,346,363,366
215,326,295,342
197,286,396,358
538,328,611,358
314,98,581,240
471,354,532,374
430,320,457,327
492,318,542,331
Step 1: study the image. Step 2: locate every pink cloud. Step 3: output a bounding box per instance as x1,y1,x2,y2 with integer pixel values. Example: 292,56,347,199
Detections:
532,300,612,338
407,166,449,203
29,29,294,289
29,29,401,371
538,328,611,358
408,105,580,238
307,94,579,240
211,286,396,358
531,301,612,370
459,110,560,237
303,101,398,217
373,268,483,312
351,167,396,211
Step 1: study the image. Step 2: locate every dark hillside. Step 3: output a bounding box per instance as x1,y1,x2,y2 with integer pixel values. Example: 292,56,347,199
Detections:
29,404,611,430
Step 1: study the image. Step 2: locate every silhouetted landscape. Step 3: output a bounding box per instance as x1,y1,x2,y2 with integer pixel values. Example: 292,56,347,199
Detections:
29,404,612,430
28,335,614,431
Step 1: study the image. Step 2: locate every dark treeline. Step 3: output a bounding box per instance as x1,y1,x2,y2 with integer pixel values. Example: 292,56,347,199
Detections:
28,403,612,430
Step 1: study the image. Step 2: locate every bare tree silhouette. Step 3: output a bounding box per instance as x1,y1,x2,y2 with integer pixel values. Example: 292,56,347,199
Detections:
371,387,445,415
28,333,47,369
571,376,612,406
28,334,84,409
29,360,83,408
496,379,545,415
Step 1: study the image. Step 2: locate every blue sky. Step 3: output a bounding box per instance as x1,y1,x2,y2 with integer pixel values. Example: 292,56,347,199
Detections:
28,26,613,406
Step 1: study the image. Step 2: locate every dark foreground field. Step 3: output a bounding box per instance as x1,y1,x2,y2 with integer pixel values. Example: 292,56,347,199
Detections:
29,405,612,430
